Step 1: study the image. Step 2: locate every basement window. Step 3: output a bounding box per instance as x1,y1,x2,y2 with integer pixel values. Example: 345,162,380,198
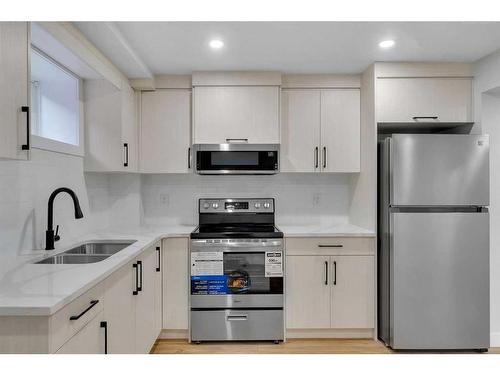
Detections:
30,47,83,156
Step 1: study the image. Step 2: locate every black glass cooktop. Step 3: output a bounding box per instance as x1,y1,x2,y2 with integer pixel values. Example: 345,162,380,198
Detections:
190,224,283,239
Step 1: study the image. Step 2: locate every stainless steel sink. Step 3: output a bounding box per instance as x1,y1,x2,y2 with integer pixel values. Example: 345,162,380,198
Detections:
33,240,136,264
35,254,110,264
63,241,136,255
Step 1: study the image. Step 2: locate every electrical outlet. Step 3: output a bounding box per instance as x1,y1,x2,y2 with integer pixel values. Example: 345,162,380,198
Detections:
160,193,169,206
313,193,321,207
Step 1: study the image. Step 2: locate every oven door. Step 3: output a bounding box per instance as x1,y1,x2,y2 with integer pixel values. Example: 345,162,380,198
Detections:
193,144,279,175
190,240,284,308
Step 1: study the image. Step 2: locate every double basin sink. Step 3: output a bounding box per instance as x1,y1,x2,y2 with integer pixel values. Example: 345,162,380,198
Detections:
35,240,137,264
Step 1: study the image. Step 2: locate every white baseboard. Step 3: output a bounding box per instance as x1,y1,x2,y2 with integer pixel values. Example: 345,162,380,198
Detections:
286,328,374,339
491,332,500,347
159,329,189,339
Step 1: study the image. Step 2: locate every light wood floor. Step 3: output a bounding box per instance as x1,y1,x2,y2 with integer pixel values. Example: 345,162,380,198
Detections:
151,339,500,354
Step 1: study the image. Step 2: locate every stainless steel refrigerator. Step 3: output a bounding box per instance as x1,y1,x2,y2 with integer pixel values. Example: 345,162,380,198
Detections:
378,134,490,351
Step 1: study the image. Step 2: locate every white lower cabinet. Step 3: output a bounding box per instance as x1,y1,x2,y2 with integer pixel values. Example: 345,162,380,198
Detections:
162,237,189,332
103,259,136,354
286,255,331,328
101,243,162,354
56,311,106,354
285,237,375,337
135,245,161,353
330,256,375,329
0,242,164,354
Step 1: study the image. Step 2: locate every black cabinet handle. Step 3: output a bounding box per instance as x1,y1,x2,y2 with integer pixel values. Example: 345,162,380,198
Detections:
123,143,129,167
21,106,30,151
69,300,99,320
188,147,191,169
333,261,337,286
322,146,327,169
137,260,143,292
133,263,139,295
100,321,108,354
324,261,328,285
314,147,319,169
318,244,343,248
412,116,438,120
156,246,161,272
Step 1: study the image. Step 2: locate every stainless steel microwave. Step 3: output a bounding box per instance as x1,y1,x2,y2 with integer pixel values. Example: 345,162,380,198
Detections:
193,144,279,175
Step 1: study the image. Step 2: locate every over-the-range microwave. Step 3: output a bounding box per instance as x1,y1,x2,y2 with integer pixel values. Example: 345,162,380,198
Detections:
192,143,279,175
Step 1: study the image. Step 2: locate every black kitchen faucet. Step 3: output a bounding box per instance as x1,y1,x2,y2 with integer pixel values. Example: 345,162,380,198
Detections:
45,187,84,250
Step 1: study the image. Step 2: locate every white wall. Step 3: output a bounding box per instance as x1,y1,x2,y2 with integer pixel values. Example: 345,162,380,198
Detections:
0,149,107,263
141,173,354,227
474,49,500,346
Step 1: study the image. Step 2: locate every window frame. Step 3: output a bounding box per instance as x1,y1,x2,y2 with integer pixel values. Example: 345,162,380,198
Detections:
30,46,84,157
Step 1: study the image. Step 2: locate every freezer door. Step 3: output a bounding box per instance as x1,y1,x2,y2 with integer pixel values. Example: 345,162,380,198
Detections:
390,134,489,206
390,211,489,350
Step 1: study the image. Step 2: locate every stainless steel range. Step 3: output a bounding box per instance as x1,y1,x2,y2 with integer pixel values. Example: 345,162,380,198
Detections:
189,198,284,343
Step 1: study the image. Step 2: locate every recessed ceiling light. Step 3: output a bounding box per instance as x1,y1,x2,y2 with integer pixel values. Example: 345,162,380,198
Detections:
209,39,224,49
379,40,395,49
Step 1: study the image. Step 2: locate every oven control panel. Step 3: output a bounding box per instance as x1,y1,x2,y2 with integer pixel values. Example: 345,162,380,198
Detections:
199,198,274,213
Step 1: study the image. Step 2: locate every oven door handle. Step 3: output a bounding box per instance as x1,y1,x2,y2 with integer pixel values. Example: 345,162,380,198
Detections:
227,314,249,321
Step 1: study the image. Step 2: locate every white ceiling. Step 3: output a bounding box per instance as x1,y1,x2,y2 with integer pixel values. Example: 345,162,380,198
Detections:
74,22,500,78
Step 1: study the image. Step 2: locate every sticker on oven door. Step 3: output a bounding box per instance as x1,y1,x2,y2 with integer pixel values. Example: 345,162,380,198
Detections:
191,251,223,276
191,275,228,295
265,251,283,277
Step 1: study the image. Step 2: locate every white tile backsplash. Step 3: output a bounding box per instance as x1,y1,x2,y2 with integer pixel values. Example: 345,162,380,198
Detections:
140,173,353,227
0,149,107,257
1,150,355,259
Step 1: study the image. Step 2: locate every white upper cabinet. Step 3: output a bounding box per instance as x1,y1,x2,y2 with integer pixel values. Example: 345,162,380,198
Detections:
84,79,138,172
140,89,191,173
281,90,321,172
281,89,360,173
0,22,30,160
193,86,280,144
376,77,473,123
321,89,360,173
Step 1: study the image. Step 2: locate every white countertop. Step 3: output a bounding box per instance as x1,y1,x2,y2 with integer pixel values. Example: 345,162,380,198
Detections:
279,223,375,237
0,223,374,317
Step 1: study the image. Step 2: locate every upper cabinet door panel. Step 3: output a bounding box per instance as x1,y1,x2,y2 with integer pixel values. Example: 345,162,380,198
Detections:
0,22,29,160
281,90,321,172
193,86,280,144
320,89,360,172
140,89,191,173
376,77,473,123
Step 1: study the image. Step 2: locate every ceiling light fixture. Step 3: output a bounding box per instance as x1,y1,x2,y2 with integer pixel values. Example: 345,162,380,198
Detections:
209,39,224,49
379,40,395,49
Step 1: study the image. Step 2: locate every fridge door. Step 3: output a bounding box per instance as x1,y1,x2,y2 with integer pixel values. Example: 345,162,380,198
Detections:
390,211,489,350
390,134,489,206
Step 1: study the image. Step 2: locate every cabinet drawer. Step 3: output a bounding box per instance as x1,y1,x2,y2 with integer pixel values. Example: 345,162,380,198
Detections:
49,283,104,352
285,237,374,255
191,309,284,341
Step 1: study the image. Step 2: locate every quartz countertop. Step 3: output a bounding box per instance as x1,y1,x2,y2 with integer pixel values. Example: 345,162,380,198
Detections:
0,223,374,317
0,225,195,316
279,223,375,237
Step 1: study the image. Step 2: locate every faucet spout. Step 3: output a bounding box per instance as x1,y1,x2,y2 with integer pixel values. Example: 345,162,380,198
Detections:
45,187,84,250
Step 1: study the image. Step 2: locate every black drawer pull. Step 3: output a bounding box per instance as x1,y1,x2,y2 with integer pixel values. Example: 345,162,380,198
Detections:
123,143,129,167
137,260,143,292
412,116,438,120
100,321,108,354
318,244,343,248
156,246,161,272
69,300,99,320
21,106,30,151
133,263,139,295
